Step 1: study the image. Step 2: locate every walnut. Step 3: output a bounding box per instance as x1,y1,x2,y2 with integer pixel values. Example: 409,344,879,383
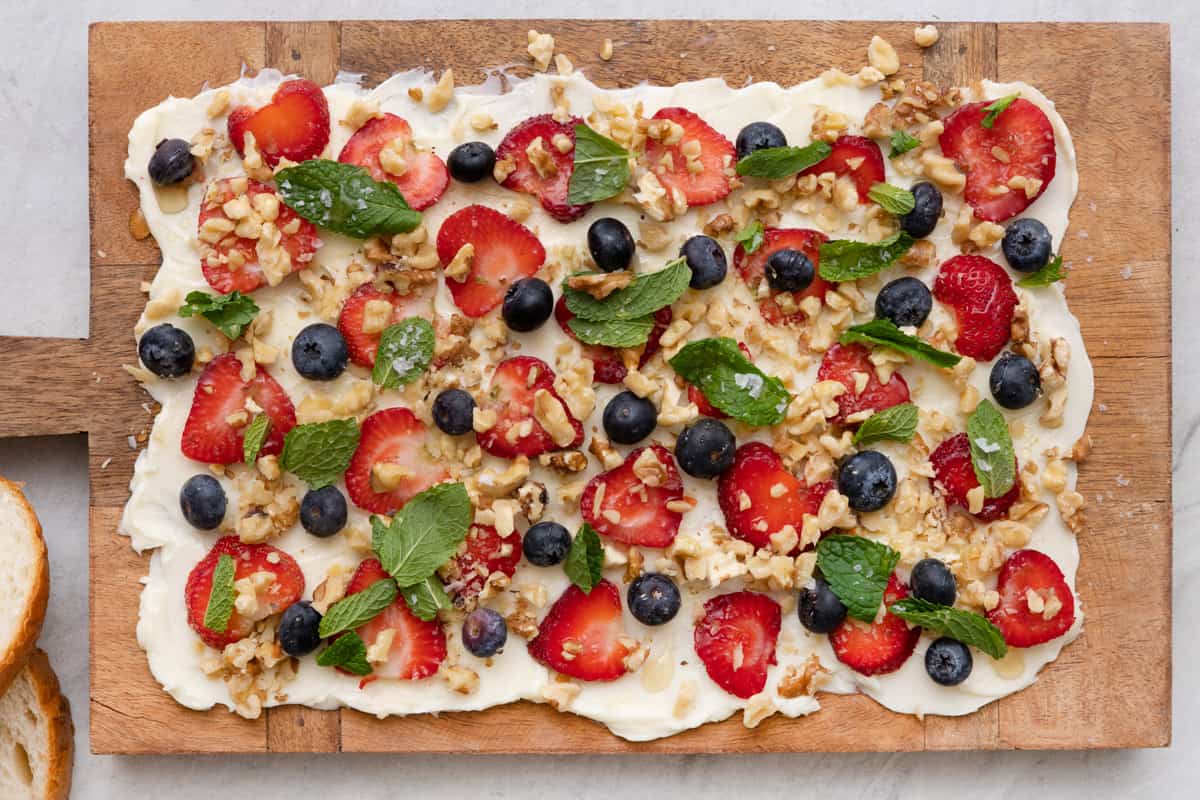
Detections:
567,271,632,299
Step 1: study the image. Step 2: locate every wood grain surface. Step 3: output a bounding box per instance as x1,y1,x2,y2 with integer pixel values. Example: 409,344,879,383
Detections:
67,19,1171,754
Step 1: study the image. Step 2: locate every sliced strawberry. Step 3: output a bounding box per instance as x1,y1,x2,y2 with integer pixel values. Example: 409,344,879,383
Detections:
929,433,1020,522
336,283,437,368
185,536,305,650
689,341,752,418
228,79,330,167
580,445,683,548
443,524,522,601
693,591,781,699
436,204,546,317
527,580,631,681
495,114,590,222
181,354,296,464
830,574,920,676
939,98,1056,222
343,559,446,684
733,227,833,324
198,178,320,294
554,297,672,384
476,356,583,459
986,549,1076,647
817,343,911,425
717,442,833,551
643,107,735,207
933,254,1018,361
337,113,449,211
344,407,450,514
800,135,885,202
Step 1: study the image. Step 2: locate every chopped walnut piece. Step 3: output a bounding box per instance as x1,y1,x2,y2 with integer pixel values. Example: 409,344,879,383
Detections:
527,30,556,71
914,25,940,48
567,271,632,299
777,654,831,698
426,70,455,113
867,36,901,76
600,38,614,61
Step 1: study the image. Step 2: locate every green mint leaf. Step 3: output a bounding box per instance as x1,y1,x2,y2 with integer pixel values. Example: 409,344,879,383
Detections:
563,258,690,322
967,399,1016,498
567,125,631,205
736,142,832,179
816,535,902,623
818,232,914,281
317,578,398,638
372,482,472,586
669,337,792,426
982,93,1020,129
276,159,421,239
567,315,655,348
889,598,1008,659
203,554,236,634
733,219,765,254
852,403,919,446
279,418,360,489
316,631,372,675
1016,255,1066,288
840,319,961,369
400,576,452,621
372,318,435,389
178,290,259,340
564,524,604,593
868,182,916,215
242,413,271,466
889,130,921,158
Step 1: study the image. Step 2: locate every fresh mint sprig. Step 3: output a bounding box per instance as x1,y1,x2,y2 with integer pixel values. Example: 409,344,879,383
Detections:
815,535,901,623
242,413,271,466
735,142,832,179
868,183,916,216
852,403,919,446
179,290,259,340
317,578,398,638
733,219,765,254
967,399,1016,498
279,418,360,489
276,159,421,239
840,319,961,369
889,130,921,158
562,258,690,323
981,93,1020,129
818,232,914,282
316,631,371,675
669,338,791,426
372,318,435,389
1016,255,1066,288
889,598,1008,659
203,554,236,634
567,125,631,205
564,524,604,593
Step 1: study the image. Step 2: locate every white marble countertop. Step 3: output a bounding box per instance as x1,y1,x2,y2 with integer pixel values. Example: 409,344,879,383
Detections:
0,1,1192,797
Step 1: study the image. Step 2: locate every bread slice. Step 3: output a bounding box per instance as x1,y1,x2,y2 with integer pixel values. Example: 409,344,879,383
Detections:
0,649,72,799
0,478,48,696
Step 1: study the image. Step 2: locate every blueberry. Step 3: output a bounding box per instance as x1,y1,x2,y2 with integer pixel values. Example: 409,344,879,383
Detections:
875,277,932,328
292,323,348,381
1002,218,1053,272
300,486,348,538
279,601,323,657
522,521,572,567
180,474,226,530
502,277,554,332
138,323,195,378
838,450,897,512
899,182,943,239
925,637,973,686
462,607,508,657
447,141,496,183
602,390,657,444
627,573,681,626
735,121,787,160
148,138,195,185
432,389,476,435
910,558,957,606
765,248,815,293
675,418,736,479
587,217,636,273
679,235,728,290
989,352,1041,409
798,578,848,634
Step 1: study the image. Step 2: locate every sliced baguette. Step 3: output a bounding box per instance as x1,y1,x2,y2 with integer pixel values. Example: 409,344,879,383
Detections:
0,478,48,696
0,649,73,799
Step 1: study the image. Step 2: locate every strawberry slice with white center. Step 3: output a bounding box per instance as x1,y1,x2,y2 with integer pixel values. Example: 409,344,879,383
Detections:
344,407,450,514
228,78,330,167
716,442,833,551
338,113,449,211
581,445,684,548
527,579,632,682
800,135,885,203
644,107,735,207
553,296,673,384
829,574,920,676
495,114,591,222
933,254,1018,362
336,283,437,368
693,590,781,699
181,353,296,465
343,559,446,684
436,204,546,318
443,524,522,601
929,432,1020,522
476,356,583,459
817,343,911,425
733,227,832,325
986,549,1076,647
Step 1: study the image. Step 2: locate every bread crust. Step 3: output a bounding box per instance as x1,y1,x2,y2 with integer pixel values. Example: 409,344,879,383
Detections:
21,649,74,800
0,478,49,697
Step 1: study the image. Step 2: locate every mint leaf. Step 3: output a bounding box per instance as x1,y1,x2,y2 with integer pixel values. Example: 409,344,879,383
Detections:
669,337,791,426
868,183,916,215
400,576,452,621
889,598,1008,659
967,399,1016,498
372,318,434,389
1016,255,1066,288
178,290,259,340
276,159,421,239
818,232,914,281
280,418,360,489
840,319,961,368
852,403,918,446
889,130,921,158
736,142,832,179
203,554,236,633
568,125,631,205
242,413,271,466
567,315,655,348
316,632,371,675
317,578,398,638
816,535,901,623
564,524,604,593
371,482,471,586
733,219,765,254
982,93,1020,129
563,258,690,322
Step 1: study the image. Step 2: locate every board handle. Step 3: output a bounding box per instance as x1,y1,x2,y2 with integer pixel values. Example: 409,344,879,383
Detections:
0,337,93,437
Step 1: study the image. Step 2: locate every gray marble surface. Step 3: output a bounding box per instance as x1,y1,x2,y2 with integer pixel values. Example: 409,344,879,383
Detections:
0,1,1192,797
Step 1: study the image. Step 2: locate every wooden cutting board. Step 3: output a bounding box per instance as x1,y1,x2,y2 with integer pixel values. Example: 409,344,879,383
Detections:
11,19,1168,753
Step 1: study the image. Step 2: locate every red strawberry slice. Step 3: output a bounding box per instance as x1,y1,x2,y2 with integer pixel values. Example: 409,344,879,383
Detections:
554,297,672,384
444,524,522,601
185,536,305,650
337,113,449,211
693,591,781,699
495,114,590,222
933,254,1018,362
830,574,920,676
688,341,752,418
986,549,1076,647
337,283,437,368
929,432,1020,522
733,227,833,324
644,107,735,208
580,445,684,548
343,559,446,683
344,407,450,514
228,79,330,168
717,442,833,551
800,135,885,203
476,356,583,459
817,343,911,425
181,354,296,465
436,204,546,317
198,178,320,294
939,98,1056,222
527,579,631,681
